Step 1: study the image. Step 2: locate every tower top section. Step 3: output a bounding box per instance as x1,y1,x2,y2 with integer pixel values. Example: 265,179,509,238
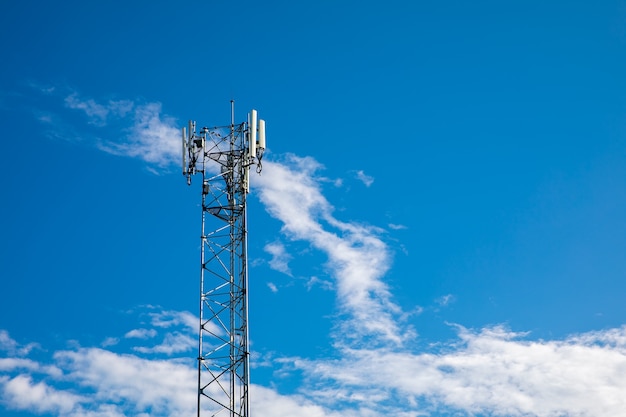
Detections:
181,104,266,190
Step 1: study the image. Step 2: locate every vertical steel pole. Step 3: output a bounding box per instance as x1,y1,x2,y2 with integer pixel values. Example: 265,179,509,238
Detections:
197,179,205,417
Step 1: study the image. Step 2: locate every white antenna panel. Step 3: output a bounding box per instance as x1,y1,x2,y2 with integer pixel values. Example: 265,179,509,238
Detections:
258,119,266,149
249,110,257,159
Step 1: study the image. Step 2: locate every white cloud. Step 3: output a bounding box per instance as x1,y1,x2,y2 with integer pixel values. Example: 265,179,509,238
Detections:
63,92,134,125
251,385,347,417
40,89,179,169
306,276,334,291
53,346,197,416
64,93,110,125
265,241,293,276
146,309,197,333
277,325,626,416
1,374,85,415
436,294,455,307
0,330,18,352
254,155,411,347
101,337,119,348
0,329,39,356
133,332,195,355
96,102,180,168
107,99,134,117
124,328,157,339
126,309,208,354
355,170,374,187
0,358,40,372
267,282,279,293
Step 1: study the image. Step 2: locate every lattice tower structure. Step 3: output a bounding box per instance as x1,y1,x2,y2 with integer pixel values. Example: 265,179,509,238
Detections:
182,105,265,417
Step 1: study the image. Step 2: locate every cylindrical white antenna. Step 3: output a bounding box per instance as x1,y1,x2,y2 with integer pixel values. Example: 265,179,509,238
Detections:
231,100,235,128
258,119,266,150
182,127,187,174
249,110,257,159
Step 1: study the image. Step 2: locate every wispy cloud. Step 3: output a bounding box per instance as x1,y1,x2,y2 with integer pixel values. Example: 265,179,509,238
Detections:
0,330,39,356
96,102,180,169
254,155,411,347
64,93,112,126
100,337,119,348
145,309,197,333
124,328,157,339
30,88,180,170
436,294,455,307
133,332,195,355
354,170,374,187
128,309,208,354
264,241,293,276
306,276,334,291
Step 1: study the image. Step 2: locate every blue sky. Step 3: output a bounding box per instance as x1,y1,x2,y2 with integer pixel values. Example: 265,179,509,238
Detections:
1,1,626,416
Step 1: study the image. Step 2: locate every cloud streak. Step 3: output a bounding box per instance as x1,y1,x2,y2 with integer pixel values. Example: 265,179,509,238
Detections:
264,241,293,276
354,170,374,187
96,102,180,168
32,88,180,170
254,156,410,347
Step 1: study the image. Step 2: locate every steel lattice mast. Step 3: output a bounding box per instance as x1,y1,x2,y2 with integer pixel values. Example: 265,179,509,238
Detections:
182,102,265,417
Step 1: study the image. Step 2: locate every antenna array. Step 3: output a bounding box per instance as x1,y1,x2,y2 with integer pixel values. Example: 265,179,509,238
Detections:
182,102,265,417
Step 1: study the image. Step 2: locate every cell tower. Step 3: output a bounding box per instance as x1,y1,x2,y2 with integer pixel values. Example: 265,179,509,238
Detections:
182,101,265,417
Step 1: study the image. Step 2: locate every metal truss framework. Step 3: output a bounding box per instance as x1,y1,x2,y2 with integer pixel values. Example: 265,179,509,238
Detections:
183,107,263,417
